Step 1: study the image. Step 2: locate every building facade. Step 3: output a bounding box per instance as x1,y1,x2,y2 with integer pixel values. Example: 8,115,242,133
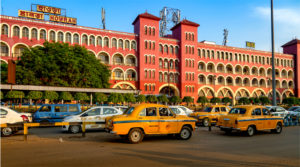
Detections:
0,12,299,104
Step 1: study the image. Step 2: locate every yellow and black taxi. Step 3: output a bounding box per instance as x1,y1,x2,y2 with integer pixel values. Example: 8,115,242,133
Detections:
217,105,283,136
105,103,197,143
190,105,230,127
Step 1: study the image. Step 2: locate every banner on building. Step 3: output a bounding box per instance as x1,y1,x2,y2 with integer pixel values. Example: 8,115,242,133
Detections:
246,41,255,49
49,15,77,25
18,10,44,20
37,5,61,15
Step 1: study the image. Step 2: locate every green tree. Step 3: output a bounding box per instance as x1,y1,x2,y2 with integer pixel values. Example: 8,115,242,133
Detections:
5,91,25,104
182,96,194,106
0,63,8,84
169,96,181,105
15,42,110,88
259,96,271,105
146,95,158,103
44,91,59,103
0,91,3,100
222,97,232,105
210,97,221,104
197,96,208,107
108,93,120,104
136,94,146,103
118,94,125,104
59,92,73,101
157,95,169,104
123,93,136,104
27,91,43,106
74,92,89,102
94,93,107,104
238,97,250,105
282,97,299,106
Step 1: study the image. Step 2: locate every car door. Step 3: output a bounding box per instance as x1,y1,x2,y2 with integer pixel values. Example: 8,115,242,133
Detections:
213,107,220,120
158,107,177,134
0,109,8,124
262,108,273,129
138,107,159,134
37,105,53,122
53,105,68,122
102,107,121,128
81,108,101,129
251,108,263,130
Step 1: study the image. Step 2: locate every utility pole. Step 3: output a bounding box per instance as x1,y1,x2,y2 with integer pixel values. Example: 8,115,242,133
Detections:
271,0,276,105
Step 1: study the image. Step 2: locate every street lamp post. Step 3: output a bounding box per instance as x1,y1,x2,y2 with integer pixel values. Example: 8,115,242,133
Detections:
271,0,277,106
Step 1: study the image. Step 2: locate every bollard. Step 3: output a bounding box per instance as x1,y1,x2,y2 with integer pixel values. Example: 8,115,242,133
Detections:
82,122,86,137
24,125,28,141
208,118,211,132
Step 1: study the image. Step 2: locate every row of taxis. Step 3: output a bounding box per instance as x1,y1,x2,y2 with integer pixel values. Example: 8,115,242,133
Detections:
105,104,284,143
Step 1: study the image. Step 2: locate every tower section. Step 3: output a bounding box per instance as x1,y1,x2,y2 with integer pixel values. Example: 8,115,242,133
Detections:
171,20,199,99
282,39,300,97
132,12,161,95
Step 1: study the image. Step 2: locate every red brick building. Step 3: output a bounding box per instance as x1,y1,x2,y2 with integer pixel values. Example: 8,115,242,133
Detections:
0,12,299,104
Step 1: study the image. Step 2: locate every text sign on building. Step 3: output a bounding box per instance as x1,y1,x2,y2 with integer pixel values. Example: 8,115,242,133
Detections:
37,5,61,15
18,10,44,20
49,15,77,25
246,41,255,49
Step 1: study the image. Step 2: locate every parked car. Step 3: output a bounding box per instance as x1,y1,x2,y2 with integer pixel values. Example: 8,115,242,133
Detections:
105,104,197,144
217,105,283,136
190,105,230,127
169,106,189,116
33,104,81,123
287,106,300,117
0,106,32,136
113,106,128,113
62,106,123,133
170,106,194,115
266,106,290,118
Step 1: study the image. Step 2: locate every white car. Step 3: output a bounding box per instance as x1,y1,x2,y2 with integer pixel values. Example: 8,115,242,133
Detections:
266,106,290,118
113,106,128,113
170,106,194,115
169,106,189,116
62,106,123,133
287,106,300,117
0,106,32,136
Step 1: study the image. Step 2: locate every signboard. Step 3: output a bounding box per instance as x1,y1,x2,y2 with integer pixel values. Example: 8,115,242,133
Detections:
37,5,61,15
49,15,77,25
18,10,44,20
246,41,255,49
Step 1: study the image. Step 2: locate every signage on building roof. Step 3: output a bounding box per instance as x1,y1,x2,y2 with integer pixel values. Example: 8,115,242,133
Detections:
37,5,61,15
18,10,44,20
246,41,255,49
49,15,77,25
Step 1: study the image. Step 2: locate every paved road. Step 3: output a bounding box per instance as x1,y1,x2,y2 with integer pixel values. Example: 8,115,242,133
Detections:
1,126,299,167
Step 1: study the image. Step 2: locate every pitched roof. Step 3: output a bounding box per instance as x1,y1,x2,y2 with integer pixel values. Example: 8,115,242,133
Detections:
282,39,300,47
132,12,161,25
171,19,200,30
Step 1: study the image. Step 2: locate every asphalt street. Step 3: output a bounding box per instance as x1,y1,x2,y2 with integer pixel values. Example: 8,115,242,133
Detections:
1,126,299,167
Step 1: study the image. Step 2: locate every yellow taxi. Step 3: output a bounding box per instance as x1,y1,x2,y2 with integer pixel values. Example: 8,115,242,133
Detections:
105,103,197,143
217,105,283,136
190,105,230,127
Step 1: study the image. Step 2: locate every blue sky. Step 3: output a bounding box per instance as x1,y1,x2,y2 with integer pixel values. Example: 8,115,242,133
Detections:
1,0,300,52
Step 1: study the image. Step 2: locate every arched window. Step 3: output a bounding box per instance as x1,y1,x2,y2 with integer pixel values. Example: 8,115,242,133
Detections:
40,29,46,40
125,40,129,49
152,42,155,50
159,73,163,82
82,35,88,44
159,44,163,53
104,37,109,47
119,39,123,49
97,37,102,46
170,46,174,54
49,31,55,41
57,32,64,42
159,59,163,68
112,38,117,48
89,36,95,46
66,33,71,42
1,25,8,35
164,45,168,53
22,27,29,38
175,46,179,55
31,28,38,39
152,28,155,36
13,26,20,37
145,41,148,49
144,26,147,35
0,42,9,57
148,27,152,35
73,34,79,44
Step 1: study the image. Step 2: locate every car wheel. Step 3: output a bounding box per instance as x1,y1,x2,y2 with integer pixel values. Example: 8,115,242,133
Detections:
272,122,282,134
1,127,13,137
247,126,255,136
203,118,209,127
128,128,144,144
178,126,192,140
69,125,81,134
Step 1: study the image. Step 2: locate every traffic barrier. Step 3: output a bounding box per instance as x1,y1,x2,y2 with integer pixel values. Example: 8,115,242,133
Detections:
1,122,106,141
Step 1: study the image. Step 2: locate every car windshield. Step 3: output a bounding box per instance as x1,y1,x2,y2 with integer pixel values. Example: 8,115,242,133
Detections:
229,108,247,114
203,107,213,112
123,107,134,115
288,107,299,111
